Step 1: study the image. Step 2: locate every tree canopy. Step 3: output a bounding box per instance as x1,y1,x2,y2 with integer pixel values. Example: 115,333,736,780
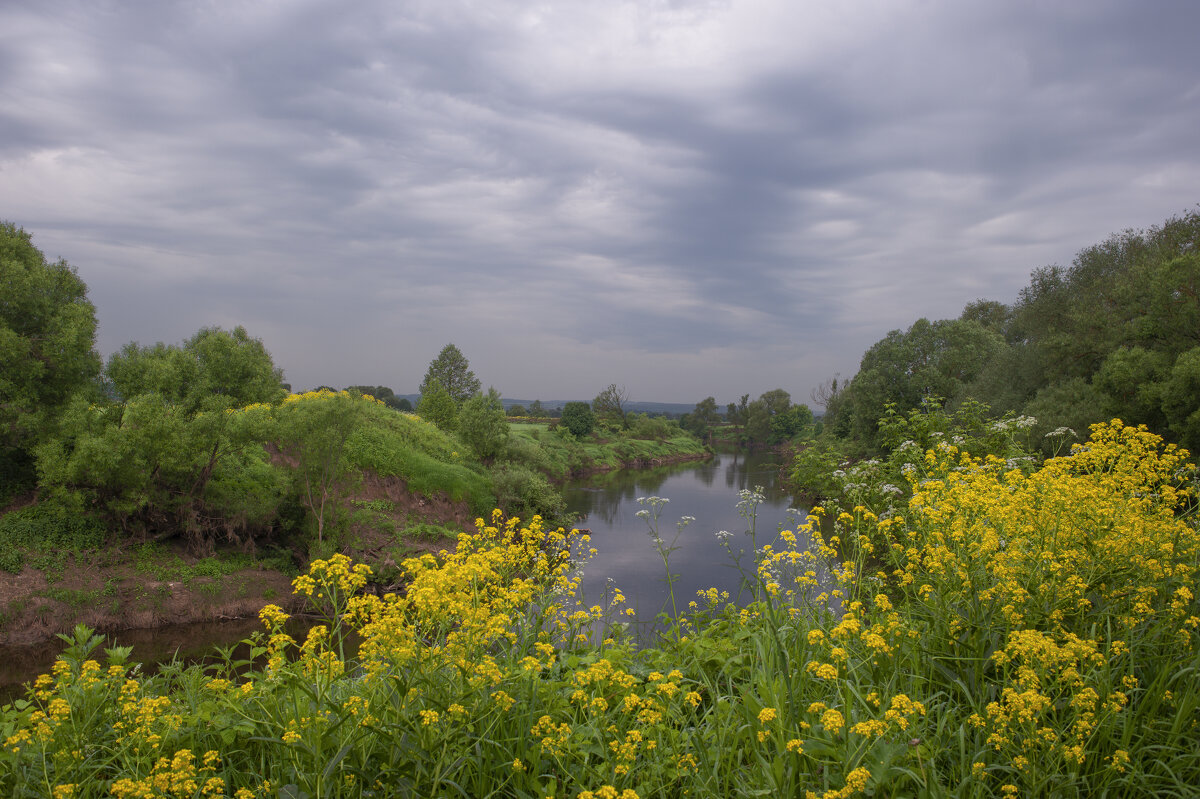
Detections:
0,222,100,457
420,344,480,406
820,207,1200,457
560,401,595,438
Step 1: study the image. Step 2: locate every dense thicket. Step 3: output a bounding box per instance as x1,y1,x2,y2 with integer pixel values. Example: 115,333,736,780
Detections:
824,208,1200,456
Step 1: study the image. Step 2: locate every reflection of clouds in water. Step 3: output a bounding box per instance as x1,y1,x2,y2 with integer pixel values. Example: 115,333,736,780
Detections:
567,451,835,631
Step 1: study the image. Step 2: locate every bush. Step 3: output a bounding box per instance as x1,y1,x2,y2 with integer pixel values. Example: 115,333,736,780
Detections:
560,401,595,437
490,463,567,523
457,389,509,461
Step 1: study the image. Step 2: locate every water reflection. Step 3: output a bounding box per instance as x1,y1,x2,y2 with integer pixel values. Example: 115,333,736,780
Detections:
563,449,832,636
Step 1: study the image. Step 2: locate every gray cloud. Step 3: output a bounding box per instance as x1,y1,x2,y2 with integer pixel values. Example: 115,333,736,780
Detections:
3,0,1198,404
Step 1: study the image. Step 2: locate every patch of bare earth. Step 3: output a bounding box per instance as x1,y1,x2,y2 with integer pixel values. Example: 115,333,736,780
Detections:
0,471,471,647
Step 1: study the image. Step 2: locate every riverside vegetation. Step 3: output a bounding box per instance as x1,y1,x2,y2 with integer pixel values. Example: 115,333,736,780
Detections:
1,419,1198,797
3,211,1199,795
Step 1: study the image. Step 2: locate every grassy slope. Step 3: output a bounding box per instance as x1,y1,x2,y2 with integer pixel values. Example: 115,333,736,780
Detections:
507,422,708,479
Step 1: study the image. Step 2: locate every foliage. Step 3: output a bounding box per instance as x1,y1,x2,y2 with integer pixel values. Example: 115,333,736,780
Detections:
419,343,480,406
0,504,107,575
275,390,372,544
35,392,285,549
791,398,1038,514
508,404,527,417
4,422,1197,797
837,318,1004,449
627,413,673,441
457,387,510,461
560,401,596,438
681,396,721,439
416,380,458,432
490,463,569,523
0,221,101,478
106,326,285,413
593,384,630,430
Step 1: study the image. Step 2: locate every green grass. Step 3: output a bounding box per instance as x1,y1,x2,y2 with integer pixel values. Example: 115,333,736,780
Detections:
344,405,495,514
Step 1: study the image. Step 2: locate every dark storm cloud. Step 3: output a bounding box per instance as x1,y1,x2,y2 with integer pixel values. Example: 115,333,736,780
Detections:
2,0,1199,401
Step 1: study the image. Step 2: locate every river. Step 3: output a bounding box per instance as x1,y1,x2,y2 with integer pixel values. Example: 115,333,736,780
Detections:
563,448,828,636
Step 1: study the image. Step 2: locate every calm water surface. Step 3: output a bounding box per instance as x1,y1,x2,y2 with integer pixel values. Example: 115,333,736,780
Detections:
563,449,828,629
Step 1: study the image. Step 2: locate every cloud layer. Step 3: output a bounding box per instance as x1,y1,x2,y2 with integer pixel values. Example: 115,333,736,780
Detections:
3,0,1198,404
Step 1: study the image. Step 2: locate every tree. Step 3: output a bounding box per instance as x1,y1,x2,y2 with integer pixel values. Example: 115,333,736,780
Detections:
420,344,480,406
36,325,289,547
0,222,101,474
394,397,414,412
684,396,721,438
842,318,1004,448
593,384,630,430
417,381,458,431
560,401,596,437
346,385,395,402
508,404,527,417
528,399,545,417
458,388,509,461
106,326,285,413
770,403,814,443
277,391,365,545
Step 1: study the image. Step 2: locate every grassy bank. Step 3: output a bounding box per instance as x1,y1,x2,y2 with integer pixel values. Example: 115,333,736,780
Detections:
2,420,1196,796
506,422,708,480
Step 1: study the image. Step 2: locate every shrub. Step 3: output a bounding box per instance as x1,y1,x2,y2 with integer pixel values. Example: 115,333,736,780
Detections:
490,463,568,523
560,401,595,437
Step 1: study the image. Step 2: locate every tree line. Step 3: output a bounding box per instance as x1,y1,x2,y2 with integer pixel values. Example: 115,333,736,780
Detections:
811,206,1200,463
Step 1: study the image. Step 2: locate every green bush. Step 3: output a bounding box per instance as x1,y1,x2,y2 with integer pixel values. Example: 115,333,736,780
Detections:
560,401,595,437
490,463,567,523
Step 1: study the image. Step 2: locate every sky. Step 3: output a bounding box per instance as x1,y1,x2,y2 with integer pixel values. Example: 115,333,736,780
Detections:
3,1,1198,407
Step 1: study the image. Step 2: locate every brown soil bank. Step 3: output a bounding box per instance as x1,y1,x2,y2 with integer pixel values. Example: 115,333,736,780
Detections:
0,557,301,647
0,474,473,648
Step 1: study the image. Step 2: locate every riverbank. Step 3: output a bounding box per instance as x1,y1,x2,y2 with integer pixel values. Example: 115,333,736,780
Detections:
0,420,710,652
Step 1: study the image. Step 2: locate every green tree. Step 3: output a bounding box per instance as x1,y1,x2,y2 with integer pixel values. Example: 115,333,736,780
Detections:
276,391,365,545
842,318,1004,449
36,325,288,547
684,396,721,438
420,344,481,406
0,222,100,483
106,326,285,413
593,384,630,430
508,404,527,417
770,403,814,443
417,381,459,432
528,399,545,417
458,388,509,461
1162,347,1200,453
560,401,595,438
35,392,284,549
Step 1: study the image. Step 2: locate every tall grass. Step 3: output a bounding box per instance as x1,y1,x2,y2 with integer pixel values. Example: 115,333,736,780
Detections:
2,421,1197,797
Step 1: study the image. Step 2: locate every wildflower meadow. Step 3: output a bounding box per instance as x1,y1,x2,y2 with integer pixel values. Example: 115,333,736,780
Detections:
2,420,1197,797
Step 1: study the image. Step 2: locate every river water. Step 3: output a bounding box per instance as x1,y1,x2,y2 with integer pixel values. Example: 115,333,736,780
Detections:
563,448,824,634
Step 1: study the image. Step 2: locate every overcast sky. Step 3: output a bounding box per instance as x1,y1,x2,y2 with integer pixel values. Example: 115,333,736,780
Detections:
3,1,1198,406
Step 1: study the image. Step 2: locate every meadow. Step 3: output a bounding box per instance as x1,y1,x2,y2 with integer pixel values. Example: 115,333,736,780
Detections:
1,420,1197,798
